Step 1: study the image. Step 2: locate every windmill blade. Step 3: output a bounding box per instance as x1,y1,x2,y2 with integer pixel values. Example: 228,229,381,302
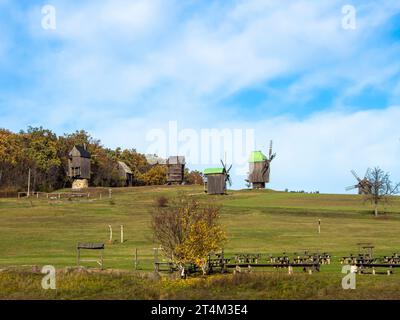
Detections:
227,174,232,186
269,140,273,158
364,168,371,178
351,170,362,182
346,185,357,191
226,164,232,173
220,159,226,171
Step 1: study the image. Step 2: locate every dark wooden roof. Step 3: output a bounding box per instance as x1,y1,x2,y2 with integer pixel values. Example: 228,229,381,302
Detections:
77,242,104,250
70,145,91,158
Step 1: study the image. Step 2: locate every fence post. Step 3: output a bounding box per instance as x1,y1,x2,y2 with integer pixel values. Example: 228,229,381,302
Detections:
120,225,124,243
134,248,138,270
109,225,113,244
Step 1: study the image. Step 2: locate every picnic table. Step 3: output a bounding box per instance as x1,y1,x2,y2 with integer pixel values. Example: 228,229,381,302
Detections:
234,253,262,264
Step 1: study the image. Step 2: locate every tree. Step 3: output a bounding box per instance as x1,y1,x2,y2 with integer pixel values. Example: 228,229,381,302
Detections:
364,167,400,216
118,149,149,185
184,169,204,185
151,194,226,275
142,165,167,185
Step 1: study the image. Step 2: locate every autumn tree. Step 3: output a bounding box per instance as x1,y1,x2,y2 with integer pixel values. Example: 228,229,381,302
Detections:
142,165,167,185
364,167,400,216
0,129,21,189
21,127,61,191
0,127,188,192
184,169,204,185
151,194,226,275
118,149,150,185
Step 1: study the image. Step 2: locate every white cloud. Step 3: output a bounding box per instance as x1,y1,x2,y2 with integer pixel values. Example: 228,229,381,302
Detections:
26,0,400,105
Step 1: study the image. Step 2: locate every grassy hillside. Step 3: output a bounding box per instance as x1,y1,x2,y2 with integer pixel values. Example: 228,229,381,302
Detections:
1,186,400,299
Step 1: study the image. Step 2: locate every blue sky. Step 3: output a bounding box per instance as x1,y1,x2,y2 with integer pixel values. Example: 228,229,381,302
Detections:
1,0,400,192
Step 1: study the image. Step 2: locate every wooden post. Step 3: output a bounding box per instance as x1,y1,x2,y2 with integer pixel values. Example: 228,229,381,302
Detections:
109,188,112,199
77,247,80,266
100,193,102,200
134,248,138,270
318,219,321,234
120,225,124,243
27,168,31,197
288,265,293,275
109,225,113,244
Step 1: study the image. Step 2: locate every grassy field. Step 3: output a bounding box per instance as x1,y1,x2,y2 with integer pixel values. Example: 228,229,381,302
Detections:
1,185,400,299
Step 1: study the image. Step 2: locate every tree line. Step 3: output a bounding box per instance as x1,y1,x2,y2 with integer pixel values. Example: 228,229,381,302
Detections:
0,126,203,193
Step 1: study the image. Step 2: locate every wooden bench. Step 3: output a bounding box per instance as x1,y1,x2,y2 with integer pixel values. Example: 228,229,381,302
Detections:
76,242,105,269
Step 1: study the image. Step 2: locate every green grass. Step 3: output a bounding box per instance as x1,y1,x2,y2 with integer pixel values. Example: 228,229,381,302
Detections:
1,185,400,299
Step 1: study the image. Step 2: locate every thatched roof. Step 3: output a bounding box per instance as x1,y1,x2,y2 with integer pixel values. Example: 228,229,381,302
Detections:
145,154,166,165
118,161,132,174
167,156,185,165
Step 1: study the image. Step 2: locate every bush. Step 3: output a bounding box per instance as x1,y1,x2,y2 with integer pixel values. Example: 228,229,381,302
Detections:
155,196,168,208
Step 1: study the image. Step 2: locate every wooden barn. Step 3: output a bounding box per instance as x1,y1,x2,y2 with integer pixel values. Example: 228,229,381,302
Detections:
248,142,275,189
117,161,133,186
204,167,228,195
68,145,91,180
166,156,185,184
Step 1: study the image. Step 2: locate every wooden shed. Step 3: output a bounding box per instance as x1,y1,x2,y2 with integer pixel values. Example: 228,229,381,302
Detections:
166,156,185,184
204,168,227,195
68,145,91,180
117,161,133,186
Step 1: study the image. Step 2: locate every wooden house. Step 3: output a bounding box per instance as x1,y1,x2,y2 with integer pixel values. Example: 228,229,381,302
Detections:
166,156,185,184
117,161,133,186
204,168,227,195
68,145,91,180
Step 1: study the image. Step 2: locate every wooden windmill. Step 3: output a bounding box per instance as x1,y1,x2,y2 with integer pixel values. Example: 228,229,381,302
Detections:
204,160,232,195
346,169,372,195
166,156,185,185
247,140,276,189
68,145,91,189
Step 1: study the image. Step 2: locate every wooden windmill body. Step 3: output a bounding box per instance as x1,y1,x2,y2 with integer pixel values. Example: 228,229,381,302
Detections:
68,145,91,189
346,169,372,195
204,161,232,195
166,156,185,184
248,141,276,189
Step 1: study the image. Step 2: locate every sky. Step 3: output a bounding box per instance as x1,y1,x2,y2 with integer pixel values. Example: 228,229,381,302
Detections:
1,0,400,193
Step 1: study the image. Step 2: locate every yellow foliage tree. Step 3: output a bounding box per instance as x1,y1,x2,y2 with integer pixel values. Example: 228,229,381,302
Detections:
151,194,226,275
